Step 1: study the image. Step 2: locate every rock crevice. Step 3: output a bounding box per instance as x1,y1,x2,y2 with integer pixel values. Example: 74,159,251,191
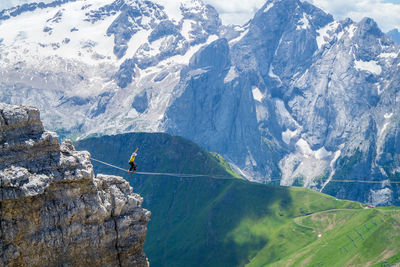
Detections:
0,103,150,266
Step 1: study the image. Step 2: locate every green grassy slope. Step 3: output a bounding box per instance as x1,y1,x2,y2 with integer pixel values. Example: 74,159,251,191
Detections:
75,133,400,267
253,206,400,266
75,132,240,178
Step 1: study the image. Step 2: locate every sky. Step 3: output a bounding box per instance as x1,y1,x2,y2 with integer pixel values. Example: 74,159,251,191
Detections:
205,0,400,31
0,0,399,31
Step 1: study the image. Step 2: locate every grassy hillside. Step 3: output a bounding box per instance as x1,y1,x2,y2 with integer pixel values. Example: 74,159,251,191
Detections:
76,133,400,267
75,132,240,178
251,205,400,266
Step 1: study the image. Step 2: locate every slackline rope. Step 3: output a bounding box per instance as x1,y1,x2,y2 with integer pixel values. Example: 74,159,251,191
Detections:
90,158,400,184
91,158,236,180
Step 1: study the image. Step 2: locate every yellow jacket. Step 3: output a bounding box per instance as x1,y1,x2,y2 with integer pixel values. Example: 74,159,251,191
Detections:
129,153,137,163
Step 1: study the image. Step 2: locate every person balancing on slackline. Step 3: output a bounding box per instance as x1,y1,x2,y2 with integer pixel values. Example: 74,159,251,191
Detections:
128,147,139,173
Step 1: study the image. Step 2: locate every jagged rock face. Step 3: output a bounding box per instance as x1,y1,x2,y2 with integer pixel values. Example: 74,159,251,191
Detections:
0,0,222,136
0,103,150,266
164,38,280,179
387,28,400,44
165,0,400,205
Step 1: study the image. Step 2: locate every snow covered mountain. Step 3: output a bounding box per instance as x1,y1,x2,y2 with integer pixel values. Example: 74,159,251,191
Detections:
0,0,221,134
1,0,400,205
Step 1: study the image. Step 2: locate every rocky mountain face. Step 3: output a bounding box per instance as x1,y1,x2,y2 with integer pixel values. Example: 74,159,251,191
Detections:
227,0,400,204
0,102,150,266
0,0,221,136
1,0,400,205
387,28,400,44
165,0,400,205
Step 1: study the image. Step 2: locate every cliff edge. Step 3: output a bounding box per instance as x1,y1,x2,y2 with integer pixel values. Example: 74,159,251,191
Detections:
0,102,150,266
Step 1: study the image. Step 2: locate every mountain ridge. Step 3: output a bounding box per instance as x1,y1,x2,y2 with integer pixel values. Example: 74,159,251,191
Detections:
1,0,400,205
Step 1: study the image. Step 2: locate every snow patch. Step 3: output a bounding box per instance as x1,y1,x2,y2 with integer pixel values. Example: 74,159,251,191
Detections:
384,113,393,119
181,19,195,41
268,65,282,85
280,138,340,188
264,3,274,13
123,30,151,60
380,119,391,136
282,129,298,144
354,59,382,75
181,0,203,10
255,105,268,122
0,1,119,65
379,52,398,59
347,24,357,39
376,112,393,159
275,99,300,127
319,149,342,191
154,0,182,22
315,146,333,160
369,188,393,206
316,21,338,50
252,87,264,102
377,84,383,95
224,66,238,83
337,30,345,40
229,28,249,45
296,13,310,30
165,34,218,66
295,138,314,157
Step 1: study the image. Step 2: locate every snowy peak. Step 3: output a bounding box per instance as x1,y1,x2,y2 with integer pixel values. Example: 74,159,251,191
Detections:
0,0,224,136
231,0,333,85
315,16,397,74
0,0,223,88
180,0,220,31
103,0,167,58
112,0,222,86
255,0,333,30
0,0,78,21
356,17,384,39
178,0,221,45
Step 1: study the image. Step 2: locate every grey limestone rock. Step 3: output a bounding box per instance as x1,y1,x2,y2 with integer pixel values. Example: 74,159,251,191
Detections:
0,103,150,266
387,28,400,44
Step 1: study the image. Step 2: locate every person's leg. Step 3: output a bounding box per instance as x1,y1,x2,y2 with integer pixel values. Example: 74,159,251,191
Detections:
129,162,134,172
133,162,137,172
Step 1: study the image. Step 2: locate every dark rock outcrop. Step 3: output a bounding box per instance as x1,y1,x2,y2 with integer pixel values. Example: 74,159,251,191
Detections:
0,103,150,266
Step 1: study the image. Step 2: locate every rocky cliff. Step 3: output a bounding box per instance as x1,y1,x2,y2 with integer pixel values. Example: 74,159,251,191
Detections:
0,102,150,266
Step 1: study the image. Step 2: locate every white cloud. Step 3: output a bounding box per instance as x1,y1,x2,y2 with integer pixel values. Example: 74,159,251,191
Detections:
204,0,266,25
308,0,400,31
205,0,400,31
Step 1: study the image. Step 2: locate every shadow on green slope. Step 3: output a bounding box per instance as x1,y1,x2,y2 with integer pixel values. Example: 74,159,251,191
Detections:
75,132,397,267
76,132,294,266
